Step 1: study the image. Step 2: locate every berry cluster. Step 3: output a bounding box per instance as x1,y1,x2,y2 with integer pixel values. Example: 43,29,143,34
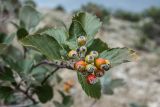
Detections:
68,36,111,85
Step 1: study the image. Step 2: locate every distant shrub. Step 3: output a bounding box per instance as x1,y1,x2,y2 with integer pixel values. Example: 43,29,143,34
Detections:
114,10,141,22
141,21,160,45
143,7,160,25
54,5,65,12
80,2,110,22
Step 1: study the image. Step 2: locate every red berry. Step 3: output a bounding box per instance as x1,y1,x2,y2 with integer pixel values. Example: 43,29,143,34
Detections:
86,74,97,84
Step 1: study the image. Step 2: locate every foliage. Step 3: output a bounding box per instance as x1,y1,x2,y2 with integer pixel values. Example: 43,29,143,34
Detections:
113,10,141,22
140,21,160,45
143,7,160,24
0,2,137,107
54,5,65,12
78,2,110,23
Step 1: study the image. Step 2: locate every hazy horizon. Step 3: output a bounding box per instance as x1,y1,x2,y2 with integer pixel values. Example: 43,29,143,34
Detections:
34,0,160,13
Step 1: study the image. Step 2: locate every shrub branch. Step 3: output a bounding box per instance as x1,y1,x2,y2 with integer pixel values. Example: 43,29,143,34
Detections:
41,67,59,85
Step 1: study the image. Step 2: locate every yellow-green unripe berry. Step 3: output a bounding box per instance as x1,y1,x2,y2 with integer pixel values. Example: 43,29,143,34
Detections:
86,64,97,73
85,55,94,64
79,46,87,58
79,46,87,53
77,36,86,46
90,51,99,58
68,50,78,58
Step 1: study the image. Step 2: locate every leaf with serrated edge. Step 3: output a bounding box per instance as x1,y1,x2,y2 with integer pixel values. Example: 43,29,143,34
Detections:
21,34,62,60
19,5,41,30
41,28,68,47
100,48,138,67
87,38,109,53
72,12,102,40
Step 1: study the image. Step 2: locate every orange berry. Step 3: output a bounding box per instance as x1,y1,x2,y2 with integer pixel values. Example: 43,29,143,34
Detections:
105,59,110,64
74,60,87,72
95,58,106,69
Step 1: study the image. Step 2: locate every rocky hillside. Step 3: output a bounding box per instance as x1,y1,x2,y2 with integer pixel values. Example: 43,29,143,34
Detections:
37,10,160,107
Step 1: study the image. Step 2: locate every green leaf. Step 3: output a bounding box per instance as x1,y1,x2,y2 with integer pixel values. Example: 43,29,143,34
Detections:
101,73,125,95
110,79,125,89
102,78,125,95
0,66,14,82
0,32,6,43
58,91,73,105
53,91,73,107
77,72,101,99
4,33,16,44
24,0,36,8
68,20,86,49
41,28,68,47
68,12,102,48
35,85,53,103
0,43,7,54
19,5,41,30
21,59,34,73
69,20,86,40
71,12,102,40
21,34,62,60
87,38,109,53
1,45,24,60
0,86,13,100
17,28,28,40
100,48,138,66
2,56,33,73
31,66,49,82
102,87,114,95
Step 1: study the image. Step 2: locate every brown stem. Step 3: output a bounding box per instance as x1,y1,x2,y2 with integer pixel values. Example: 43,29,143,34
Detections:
89,100,97,107
31,60,75,71
41,67,59,85
23,46,27,58
17,87,38,104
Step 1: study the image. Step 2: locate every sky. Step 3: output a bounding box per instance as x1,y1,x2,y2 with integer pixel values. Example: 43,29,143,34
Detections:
34,0,160,13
